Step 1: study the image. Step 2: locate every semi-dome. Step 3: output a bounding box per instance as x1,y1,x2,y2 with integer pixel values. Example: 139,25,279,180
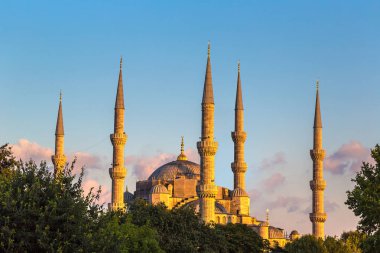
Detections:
183,199,228,214
231,187,247,197
148,160,200,181
290,230,300,235
150,184,169,194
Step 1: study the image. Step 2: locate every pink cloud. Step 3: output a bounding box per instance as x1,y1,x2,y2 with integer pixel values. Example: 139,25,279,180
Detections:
259,152,286,170
69,152,107,174
184,148,200,163
260,172,285,192
303,199,340,214
267,196,308,213
325,141,373,175
11,139,107,175
11,139,53,162
126,148,199,181
82,178,111,206
126,152,176,180
248,188,262,201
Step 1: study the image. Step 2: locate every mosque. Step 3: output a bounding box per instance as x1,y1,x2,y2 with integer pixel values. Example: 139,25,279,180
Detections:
51,44,327,247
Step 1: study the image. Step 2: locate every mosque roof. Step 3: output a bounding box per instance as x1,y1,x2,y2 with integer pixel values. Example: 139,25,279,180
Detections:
148,160,200,181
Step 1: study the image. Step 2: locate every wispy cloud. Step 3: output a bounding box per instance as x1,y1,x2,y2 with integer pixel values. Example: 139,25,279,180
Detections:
267,196,308,213
325,141,373,175
259,152,286,170
11,139,108,174
260,172,285,192
11,139,53,162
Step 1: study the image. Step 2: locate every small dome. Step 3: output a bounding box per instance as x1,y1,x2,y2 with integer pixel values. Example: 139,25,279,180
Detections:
232,187,247,197
259,221,269,227
290,230,300,235
150,184,169,194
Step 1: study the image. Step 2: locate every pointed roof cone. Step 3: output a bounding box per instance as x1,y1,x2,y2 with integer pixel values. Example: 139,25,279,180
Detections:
115,57,125,109
314,81,322,128
202,42,214,104
56,91,64,135
235,61,244,110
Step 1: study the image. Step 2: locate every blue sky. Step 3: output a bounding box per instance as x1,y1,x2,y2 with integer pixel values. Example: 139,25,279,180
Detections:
1,1,379,236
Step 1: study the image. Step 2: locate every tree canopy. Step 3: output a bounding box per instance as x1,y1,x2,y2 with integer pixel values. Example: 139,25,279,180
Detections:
346,144,380,252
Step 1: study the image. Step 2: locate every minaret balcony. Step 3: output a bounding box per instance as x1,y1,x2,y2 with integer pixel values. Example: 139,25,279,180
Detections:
231,162,248,173
231,131,247,143
108,202,125,211
310,180,326,191
110,133,127,145
197,140,218,156
51,154,67,167
310,149,326,161
109,166,126,179
197,184,217,198
309,212,327,223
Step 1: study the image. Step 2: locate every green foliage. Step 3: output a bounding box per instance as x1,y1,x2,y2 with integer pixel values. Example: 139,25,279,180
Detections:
285,235,327,253
340,231,366,253
345,144,380,253
323,236,349,253
346,144,380,235
127,199,267,253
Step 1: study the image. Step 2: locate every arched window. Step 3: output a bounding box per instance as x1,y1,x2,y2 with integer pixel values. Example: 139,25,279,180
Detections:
223,216,227,224
217,216,220,224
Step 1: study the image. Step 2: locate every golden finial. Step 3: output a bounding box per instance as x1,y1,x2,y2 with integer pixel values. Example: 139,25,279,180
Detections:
238,60,240,73
208,41,211,57
120,56,123,69
177,136,188,161
266,208,269,223
59,90,62,102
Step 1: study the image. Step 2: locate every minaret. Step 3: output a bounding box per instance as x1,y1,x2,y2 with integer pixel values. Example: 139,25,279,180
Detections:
109,57,128,211
197,43,218,223
231,62,248,192
52,91,66,176
309,81,327,238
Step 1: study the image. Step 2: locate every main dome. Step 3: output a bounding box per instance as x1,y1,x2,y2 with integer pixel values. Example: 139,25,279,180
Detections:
148,160,200,180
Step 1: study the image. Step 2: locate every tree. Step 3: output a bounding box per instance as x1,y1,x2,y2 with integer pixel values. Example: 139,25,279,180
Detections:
0,144,161,252
346,144,380,235
340,231,366,253
285,235,327,253
127,199,267,253
323,236,349,253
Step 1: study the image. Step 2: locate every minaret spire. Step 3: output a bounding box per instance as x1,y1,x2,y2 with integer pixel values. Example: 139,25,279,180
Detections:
177,136,188,161
231,62,249,216
310,80,327,238
197,43,218,223
52,91,66,176
202,42,214,105
109,58,128,211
